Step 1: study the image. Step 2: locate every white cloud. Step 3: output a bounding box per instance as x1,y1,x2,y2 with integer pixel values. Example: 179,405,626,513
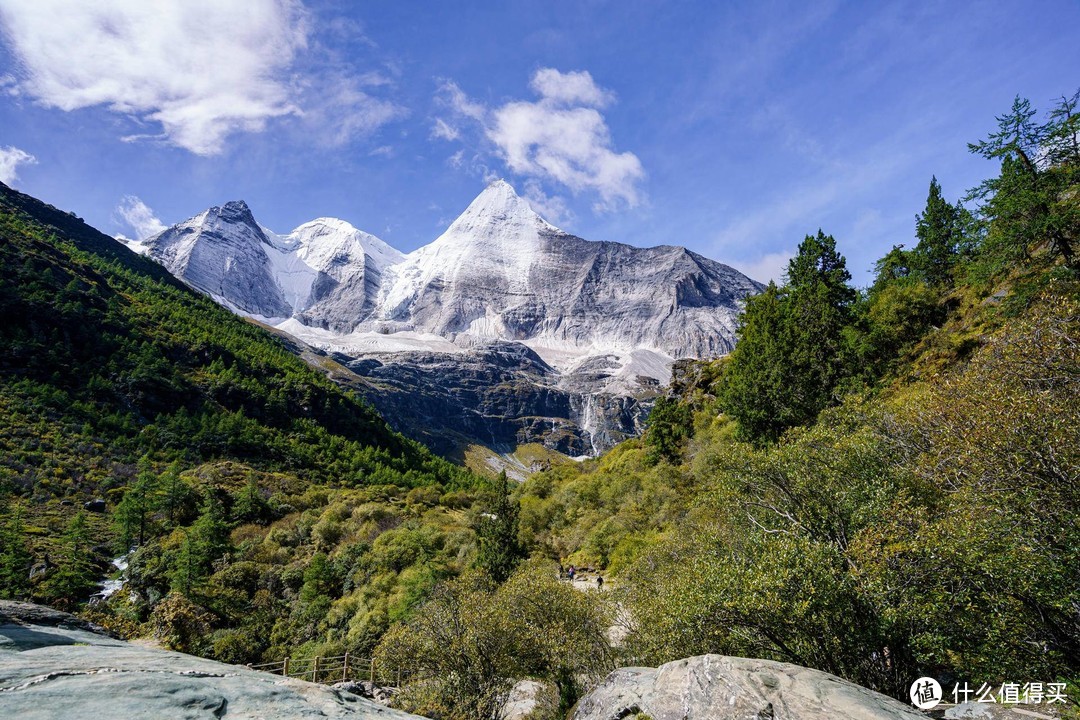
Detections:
730,251,793,284
439,80,486,121
431,118,460,141
116,195,165,240
522,179,574,227
529,68,614,108
0,0,402,154
437,70,645,210
300,69,404,147
0,145,36,184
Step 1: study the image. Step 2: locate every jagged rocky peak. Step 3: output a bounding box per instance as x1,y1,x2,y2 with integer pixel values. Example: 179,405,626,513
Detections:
135,180,763,457
142,199,292,318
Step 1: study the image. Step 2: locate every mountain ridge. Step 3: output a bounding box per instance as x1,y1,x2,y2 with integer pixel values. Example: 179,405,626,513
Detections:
130,179,762,456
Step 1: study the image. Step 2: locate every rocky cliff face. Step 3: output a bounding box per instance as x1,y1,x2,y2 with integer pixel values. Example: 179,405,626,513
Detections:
131,181,761,457
0,601,424,720
345,342,648,457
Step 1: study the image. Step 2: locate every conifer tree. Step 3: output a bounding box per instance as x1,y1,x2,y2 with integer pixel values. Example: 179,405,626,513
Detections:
475,471,526,583
968,93,1079,269
42,511,97,606
0,503,31,599
114,457,160,549
159,462,196,528
912,176,962,286
721,231,858,443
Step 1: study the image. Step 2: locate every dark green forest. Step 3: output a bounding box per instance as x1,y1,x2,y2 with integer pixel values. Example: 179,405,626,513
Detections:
1,90,1078,719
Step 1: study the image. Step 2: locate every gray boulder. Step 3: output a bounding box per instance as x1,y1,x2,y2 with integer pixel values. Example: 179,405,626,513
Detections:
0,600,426,720
572,654,926,720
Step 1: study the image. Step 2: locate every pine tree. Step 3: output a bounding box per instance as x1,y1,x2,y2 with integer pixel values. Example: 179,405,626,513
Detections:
0,503,32,599
912,176,962,286
232,478,272,525
172,492,231,597
475,471,526,583
721,232,858,443
114,457,160,550
41,511,97,607
968,93,1079,269
159,461,195,529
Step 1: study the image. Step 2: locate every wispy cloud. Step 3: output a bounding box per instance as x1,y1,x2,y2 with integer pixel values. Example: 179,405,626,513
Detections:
115,195,165,239
431,118,460,141
522,179,574,227
0,0,402,155
436,69,645,211
0,145,36,184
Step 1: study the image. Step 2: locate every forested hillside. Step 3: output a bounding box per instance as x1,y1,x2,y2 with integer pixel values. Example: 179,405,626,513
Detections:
514,92,1080,701
0,181,494,665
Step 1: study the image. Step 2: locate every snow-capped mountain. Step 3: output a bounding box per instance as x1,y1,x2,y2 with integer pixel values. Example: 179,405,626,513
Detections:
379,180,757,362
130,180,762,456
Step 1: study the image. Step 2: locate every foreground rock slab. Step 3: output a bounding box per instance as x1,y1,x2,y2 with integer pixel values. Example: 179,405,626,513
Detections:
572,654,926,720
0,600,426,720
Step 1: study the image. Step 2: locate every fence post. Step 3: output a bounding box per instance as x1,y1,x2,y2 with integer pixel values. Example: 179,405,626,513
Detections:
342,651,349,682
312,656,320,683
369,658,375,683
396,667,401,687
283,657,290,677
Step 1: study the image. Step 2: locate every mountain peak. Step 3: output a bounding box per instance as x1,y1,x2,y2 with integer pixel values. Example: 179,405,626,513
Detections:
214,200,256,225
451,179,549,233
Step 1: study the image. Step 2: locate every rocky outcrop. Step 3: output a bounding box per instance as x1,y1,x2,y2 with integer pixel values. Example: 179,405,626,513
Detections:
346,342,651,457
0,601,425,720
572,654,926,720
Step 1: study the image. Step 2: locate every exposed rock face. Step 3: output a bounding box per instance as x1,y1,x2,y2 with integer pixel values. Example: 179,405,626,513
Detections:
133,180,760,457
0,601,425,720
144,200,293,318
344,341,648,457
572,654,926,720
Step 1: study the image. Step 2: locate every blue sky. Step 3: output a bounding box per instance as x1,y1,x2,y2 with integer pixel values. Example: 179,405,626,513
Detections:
0,1,1076,283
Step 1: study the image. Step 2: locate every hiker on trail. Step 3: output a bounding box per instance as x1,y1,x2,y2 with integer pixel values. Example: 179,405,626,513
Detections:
596,575,604,590
567,565,576,581
558,563,565,580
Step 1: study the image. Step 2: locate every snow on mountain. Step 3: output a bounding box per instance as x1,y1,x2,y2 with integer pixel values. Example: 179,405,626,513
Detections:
135,180,762,454
140,200,292,319
140,205,403,331
140,179,762,374
378,178,560,335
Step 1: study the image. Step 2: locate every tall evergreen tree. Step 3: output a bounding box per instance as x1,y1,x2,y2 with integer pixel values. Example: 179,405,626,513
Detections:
968,94,1079,269
719,283,794,442
721,231,858,443
912,176,962,286
41,511,97,607
172,492,231,596
475,471,526,583
0,503,31,599
159,461,196,529
114,457,160,550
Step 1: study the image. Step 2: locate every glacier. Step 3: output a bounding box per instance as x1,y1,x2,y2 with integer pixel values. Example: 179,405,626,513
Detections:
127,180,762,457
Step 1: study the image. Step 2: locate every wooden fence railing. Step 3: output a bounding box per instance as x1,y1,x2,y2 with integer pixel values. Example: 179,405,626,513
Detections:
248,653,409,686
